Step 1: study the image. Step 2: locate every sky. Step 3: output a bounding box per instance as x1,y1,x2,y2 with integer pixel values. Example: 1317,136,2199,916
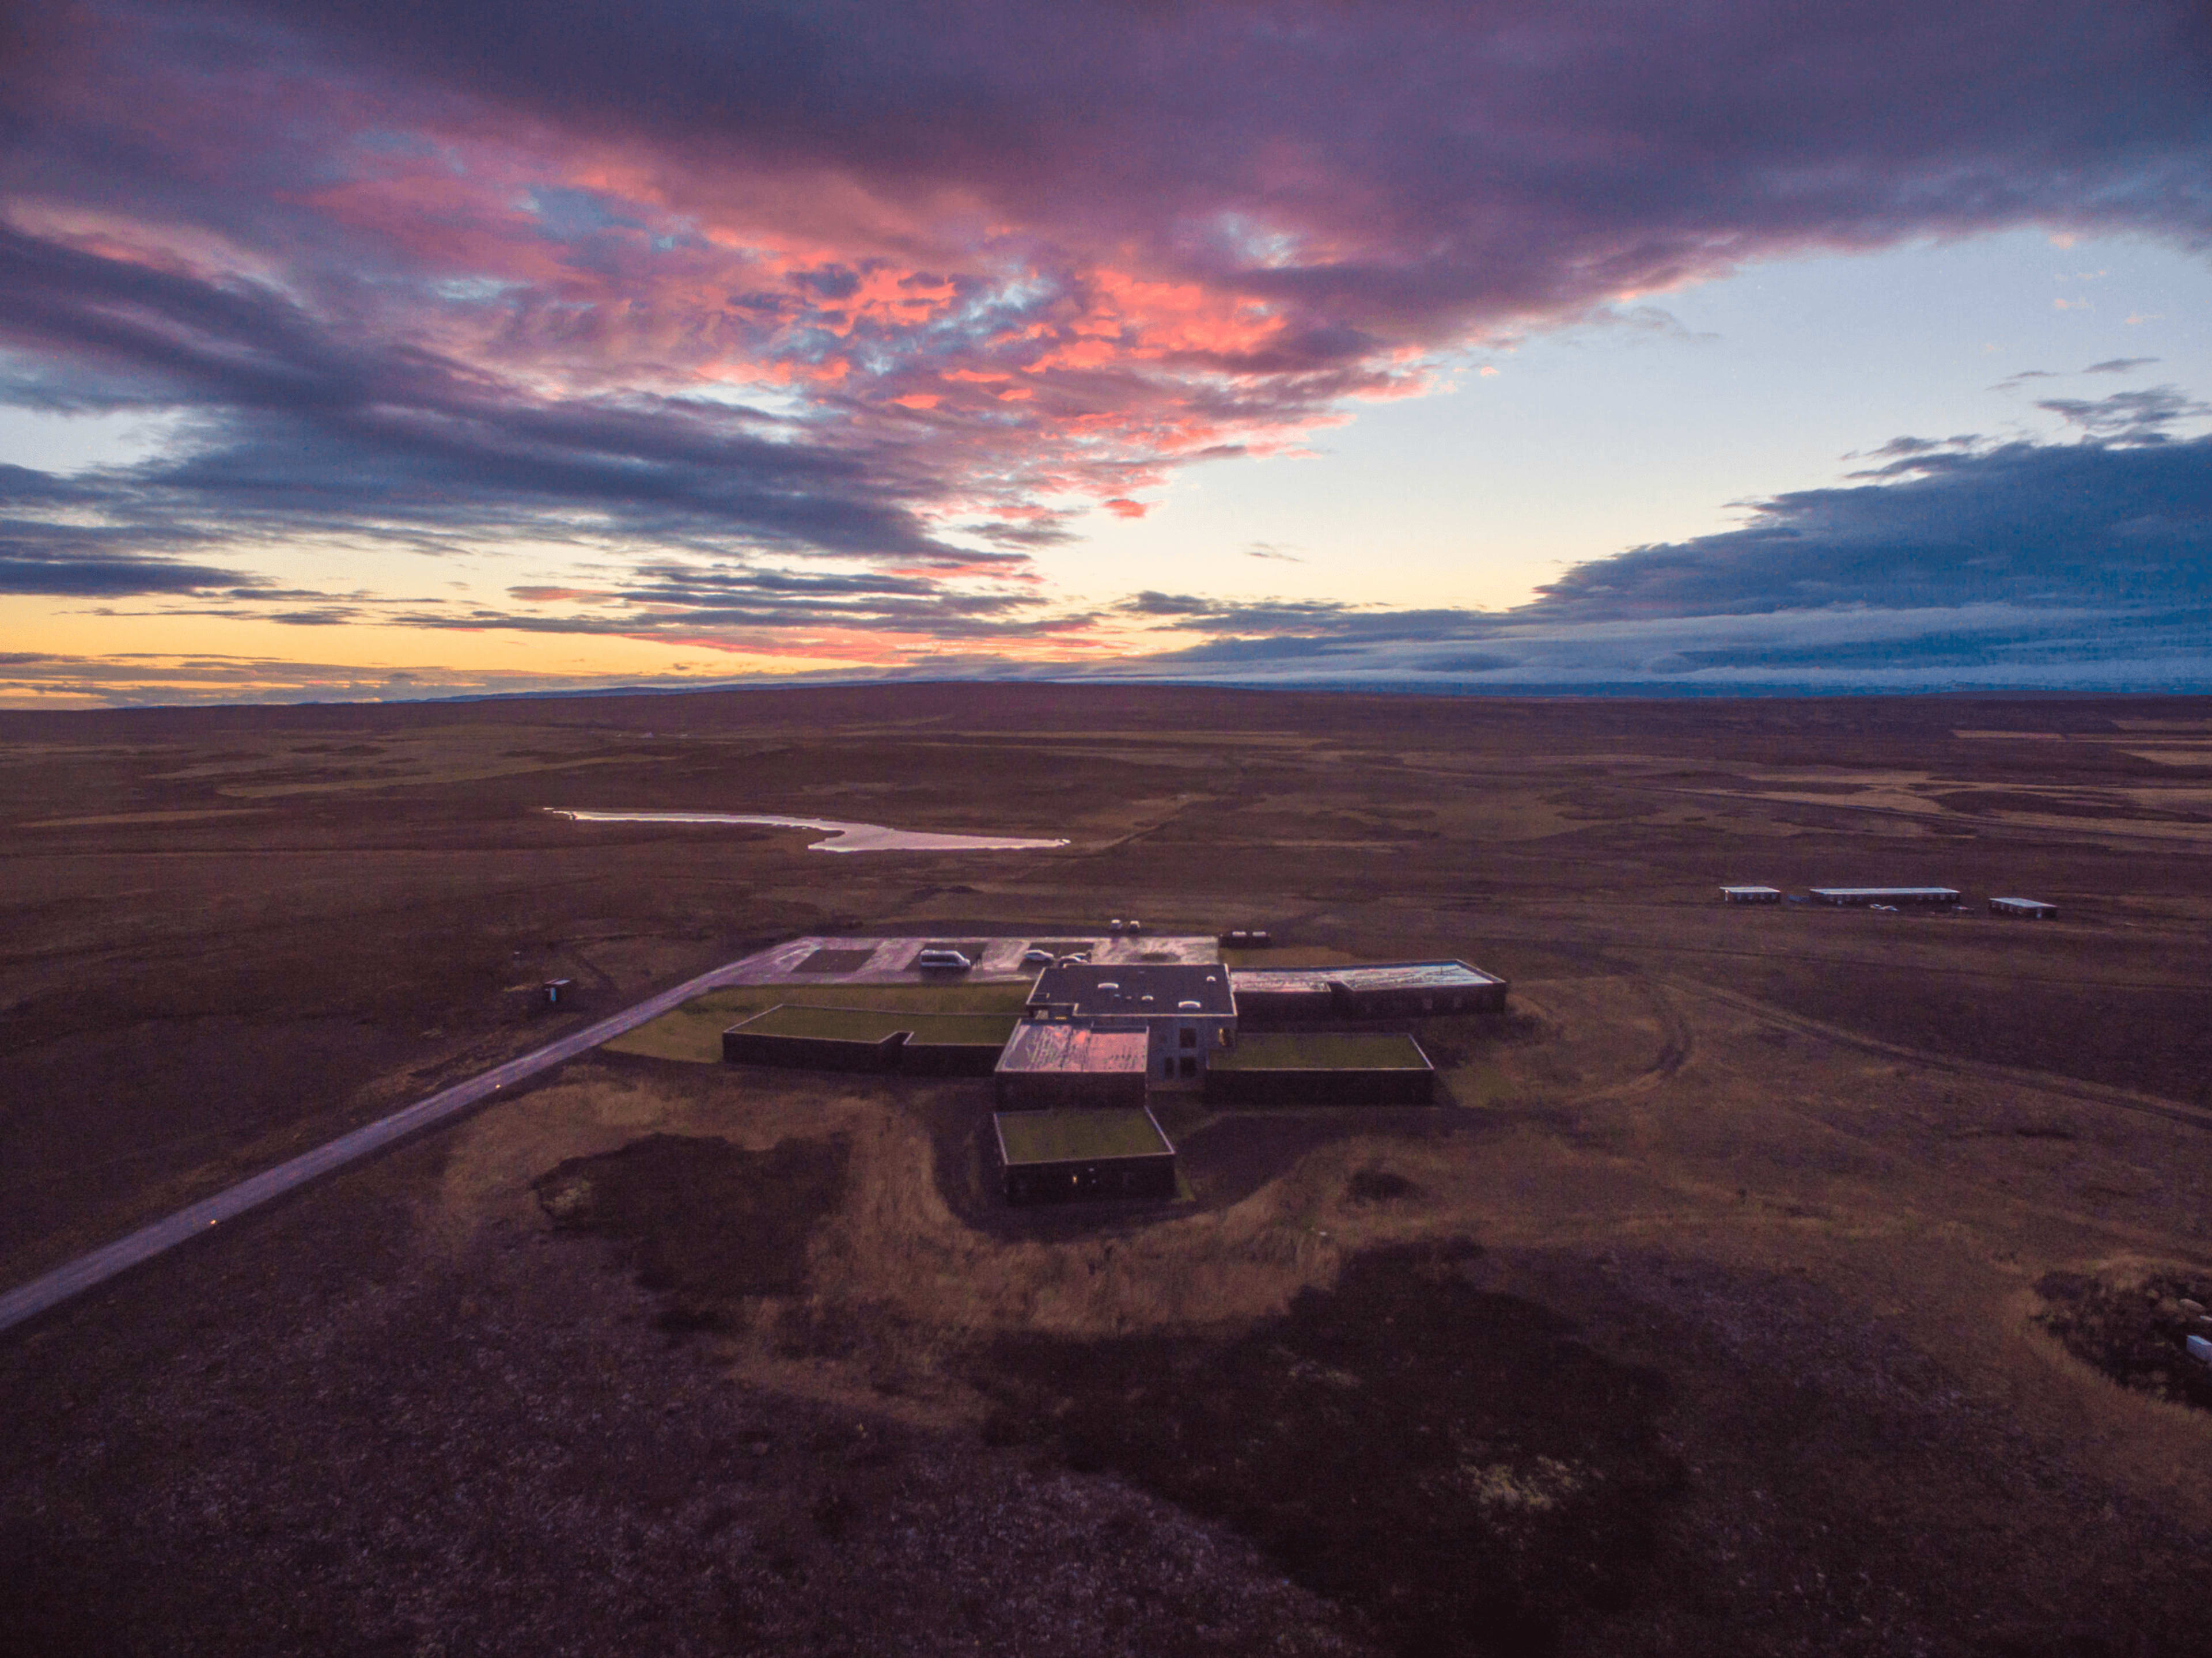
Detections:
2,0,2210,706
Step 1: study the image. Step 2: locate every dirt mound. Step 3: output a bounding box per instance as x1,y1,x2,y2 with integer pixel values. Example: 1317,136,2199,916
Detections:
2035,1269,2212,1409
975,1239,1678,1657
532,1133,848,1322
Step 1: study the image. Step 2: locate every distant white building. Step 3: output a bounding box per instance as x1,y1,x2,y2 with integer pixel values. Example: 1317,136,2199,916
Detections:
1720,886,1782,904
1809,886,1960,908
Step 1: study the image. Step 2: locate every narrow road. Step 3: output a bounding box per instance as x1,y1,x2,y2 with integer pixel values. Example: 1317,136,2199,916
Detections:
0,937,819,1336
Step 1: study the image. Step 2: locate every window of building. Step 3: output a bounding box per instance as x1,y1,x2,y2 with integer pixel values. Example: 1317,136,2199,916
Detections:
1161,1055,1174,1077
1179,1026,1197,1049
1178,1055,1197,1078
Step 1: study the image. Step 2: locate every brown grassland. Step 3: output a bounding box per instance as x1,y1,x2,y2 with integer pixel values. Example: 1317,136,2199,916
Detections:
3,684,2212,1655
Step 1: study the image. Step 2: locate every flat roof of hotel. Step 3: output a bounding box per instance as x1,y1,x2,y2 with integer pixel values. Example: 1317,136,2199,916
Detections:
1027,962,1235,1019
996,1021,1153,1075
1228,959,1503,995
995,1107,1173,1166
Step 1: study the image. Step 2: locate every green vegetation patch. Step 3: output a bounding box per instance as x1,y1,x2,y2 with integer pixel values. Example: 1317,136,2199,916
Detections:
1214,1031,1429,1071
743,1004,1017,1045
997,1107,1170,1165
603,987,778,1062
606,980,1029,1063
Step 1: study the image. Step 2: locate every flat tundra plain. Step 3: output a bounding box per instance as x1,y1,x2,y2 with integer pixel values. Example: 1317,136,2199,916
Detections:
3,685,2210,1657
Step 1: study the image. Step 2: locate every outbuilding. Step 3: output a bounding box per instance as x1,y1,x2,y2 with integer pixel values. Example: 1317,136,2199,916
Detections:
994,1107,1178,1204
1719,886,1782,904
1808,886,1961,908
1990,896,2058,919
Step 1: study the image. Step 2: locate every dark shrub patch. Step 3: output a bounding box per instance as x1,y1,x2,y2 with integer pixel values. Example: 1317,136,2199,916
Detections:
1346,1166,1416,1204
2036,1270,2212,1409
532,1133,848,1302
976,1239,1679,1657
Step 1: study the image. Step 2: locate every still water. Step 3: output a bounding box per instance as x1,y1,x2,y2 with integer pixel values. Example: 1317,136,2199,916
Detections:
545,809,1067,853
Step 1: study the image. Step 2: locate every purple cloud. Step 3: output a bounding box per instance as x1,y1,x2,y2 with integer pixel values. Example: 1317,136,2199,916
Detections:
2,0,2210,660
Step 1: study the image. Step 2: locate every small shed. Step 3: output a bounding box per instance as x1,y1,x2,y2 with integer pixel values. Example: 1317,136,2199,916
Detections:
994,1106,1177,1204
1990,896,2057,919
1719,886,1782,904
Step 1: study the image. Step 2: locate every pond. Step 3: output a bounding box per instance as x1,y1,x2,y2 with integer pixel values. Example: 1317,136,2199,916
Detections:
544,809,1069,853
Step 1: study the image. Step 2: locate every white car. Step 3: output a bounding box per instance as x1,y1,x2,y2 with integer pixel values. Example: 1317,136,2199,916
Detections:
1020,947,1055,965
915,948,972,972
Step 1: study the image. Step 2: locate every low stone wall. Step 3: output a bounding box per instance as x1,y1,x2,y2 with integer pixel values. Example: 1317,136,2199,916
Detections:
722,1027,1008,1077
1233,981,1506,1025
898,1041,1006,1077
724,1030,904,1072
1203,1065,1436,1107
994,1069,1150,1110
1002,1154,1177,1205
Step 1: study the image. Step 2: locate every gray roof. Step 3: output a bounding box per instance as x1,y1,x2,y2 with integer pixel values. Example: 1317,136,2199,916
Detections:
995,1107,1172,1166
1027,962,1235,1019
1809,887,1960,898
996,1022,1152,1075
1229,959,1503,996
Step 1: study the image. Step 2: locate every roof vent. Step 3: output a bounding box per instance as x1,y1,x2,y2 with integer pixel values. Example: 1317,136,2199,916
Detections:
1097,980,1119,991
1178,999,1202,1010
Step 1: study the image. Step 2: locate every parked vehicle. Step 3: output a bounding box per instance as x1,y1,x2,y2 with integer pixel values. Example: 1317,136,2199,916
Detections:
915,947,972,972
